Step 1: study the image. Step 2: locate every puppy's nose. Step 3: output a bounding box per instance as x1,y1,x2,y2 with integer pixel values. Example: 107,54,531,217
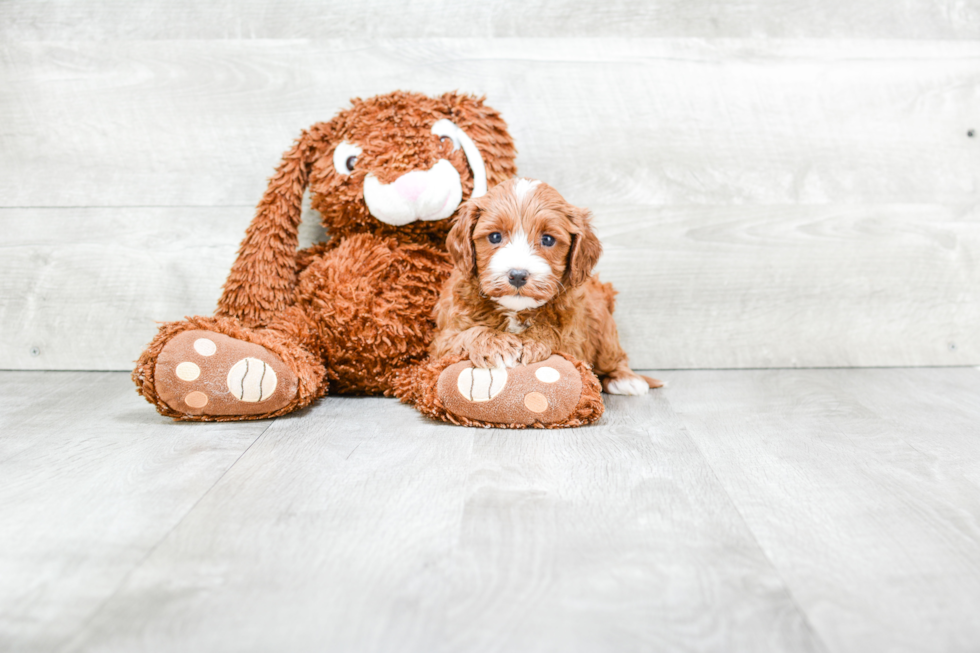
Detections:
507,269,530,288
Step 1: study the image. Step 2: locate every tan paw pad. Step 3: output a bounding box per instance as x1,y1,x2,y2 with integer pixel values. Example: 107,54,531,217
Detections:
523,392,548,413
437,354,583,426
534,366,560,383
456,365,507,402
155,329,297,417
184,391,208,408
226,357,278,402
175,361,200,381
194,338,217,356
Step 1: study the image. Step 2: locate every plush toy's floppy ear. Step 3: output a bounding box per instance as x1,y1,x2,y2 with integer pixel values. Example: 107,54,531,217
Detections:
216,126,327,327
565,206,603,288
446,196,481,276
439,93,518,192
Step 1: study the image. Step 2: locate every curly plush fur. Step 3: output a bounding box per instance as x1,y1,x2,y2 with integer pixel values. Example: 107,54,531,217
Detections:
134,91,517,420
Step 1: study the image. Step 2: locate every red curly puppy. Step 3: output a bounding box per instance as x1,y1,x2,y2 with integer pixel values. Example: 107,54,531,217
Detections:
431,178,660,395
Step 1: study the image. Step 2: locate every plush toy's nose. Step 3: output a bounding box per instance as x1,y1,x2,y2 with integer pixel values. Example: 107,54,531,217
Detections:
392,172,426,202
363,159,463,226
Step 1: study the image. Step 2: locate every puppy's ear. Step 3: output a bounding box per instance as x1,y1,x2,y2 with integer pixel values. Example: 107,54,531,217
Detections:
565,206,603,288
446,197,481,276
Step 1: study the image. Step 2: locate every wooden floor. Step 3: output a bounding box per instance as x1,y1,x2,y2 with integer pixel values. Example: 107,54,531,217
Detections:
3,368,980,652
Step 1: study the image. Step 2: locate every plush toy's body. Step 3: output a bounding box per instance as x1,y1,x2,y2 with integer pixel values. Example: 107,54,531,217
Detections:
134,92,516,420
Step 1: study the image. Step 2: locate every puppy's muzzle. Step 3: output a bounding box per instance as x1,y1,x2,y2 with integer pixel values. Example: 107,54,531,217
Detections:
507,269,530,289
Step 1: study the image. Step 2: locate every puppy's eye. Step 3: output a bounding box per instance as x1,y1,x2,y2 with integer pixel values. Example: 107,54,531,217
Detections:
541,234,556,247
345,155,357,172
488,232,503,245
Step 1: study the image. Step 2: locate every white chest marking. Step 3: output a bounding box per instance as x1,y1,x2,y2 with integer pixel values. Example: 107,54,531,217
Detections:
504,312,527,334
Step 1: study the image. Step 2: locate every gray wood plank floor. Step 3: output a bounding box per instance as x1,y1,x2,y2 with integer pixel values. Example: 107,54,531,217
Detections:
3,368,980,652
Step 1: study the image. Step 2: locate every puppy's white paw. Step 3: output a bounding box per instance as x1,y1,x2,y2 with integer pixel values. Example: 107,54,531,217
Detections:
498,348,522,369
471,345,522,369
605,375,650,396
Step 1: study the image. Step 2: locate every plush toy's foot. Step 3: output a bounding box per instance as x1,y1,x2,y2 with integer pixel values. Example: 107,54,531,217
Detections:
395,353,604,429
154,330,298,417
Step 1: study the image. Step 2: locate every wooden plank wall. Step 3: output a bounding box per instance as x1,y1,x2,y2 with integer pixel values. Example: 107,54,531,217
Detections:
2,2,979,371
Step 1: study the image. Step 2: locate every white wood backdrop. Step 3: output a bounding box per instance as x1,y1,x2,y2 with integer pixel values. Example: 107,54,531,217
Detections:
1,2,979,371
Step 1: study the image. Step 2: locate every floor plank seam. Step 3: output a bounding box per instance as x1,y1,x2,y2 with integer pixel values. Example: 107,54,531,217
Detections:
661,401,831,652
53,417,279,652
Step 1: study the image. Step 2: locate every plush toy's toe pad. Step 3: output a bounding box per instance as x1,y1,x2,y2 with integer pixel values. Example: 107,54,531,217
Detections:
155,330,297,417
437,355,582,426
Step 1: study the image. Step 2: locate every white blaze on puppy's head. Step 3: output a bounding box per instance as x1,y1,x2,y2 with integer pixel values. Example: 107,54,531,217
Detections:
513,178,541,203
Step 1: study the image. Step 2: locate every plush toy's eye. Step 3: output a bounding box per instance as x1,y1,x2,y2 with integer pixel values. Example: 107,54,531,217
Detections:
333,141,363,176
431,118,487,198
439,134,460,150
488,232,503,244
541,234,556,247
431,121,462,152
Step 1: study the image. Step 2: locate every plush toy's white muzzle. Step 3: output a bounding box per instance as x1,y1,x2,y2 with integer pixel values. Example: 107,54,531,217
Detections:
363,160,463,226
361,119,488,226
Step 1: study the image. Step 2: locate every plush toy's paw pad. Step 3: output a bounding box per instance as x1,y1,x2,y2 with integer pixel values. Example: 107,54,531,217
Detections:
456,365,509,401
437,355,582,426
155,330,297,417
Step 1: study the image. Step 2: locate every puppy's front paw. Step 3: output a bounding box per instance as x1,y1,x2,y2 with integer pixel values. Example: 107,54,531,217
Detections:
467,334,523,369
603,372,650,396
519,340,552,365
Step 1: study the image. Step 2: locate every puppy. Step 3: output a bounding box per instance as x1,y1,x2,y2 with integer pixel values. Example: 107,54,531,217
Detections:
431,178,659,395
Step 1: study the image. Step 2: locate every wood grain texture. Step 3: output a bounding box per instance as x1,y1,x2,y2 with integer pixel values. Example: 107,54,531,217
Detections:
61,387,823,653
0,203,322,371
2,35,979,371
7,369,980,650
664,366,980,653
0,371,269,653
438,397,823,652
62,396,480,653
2,0,978,40
0,207,244,370
2,39,978,208
4,203,977,370
593,203,980,369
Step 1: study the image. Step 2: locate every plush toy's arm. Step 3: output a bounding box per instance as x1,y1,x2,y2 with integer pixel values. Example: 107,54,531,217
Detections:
216,129,321,328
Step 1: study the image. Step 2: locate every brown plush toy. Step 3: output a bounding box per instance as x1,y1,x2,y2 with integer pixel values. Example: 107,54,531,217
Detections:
134,90,606,426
